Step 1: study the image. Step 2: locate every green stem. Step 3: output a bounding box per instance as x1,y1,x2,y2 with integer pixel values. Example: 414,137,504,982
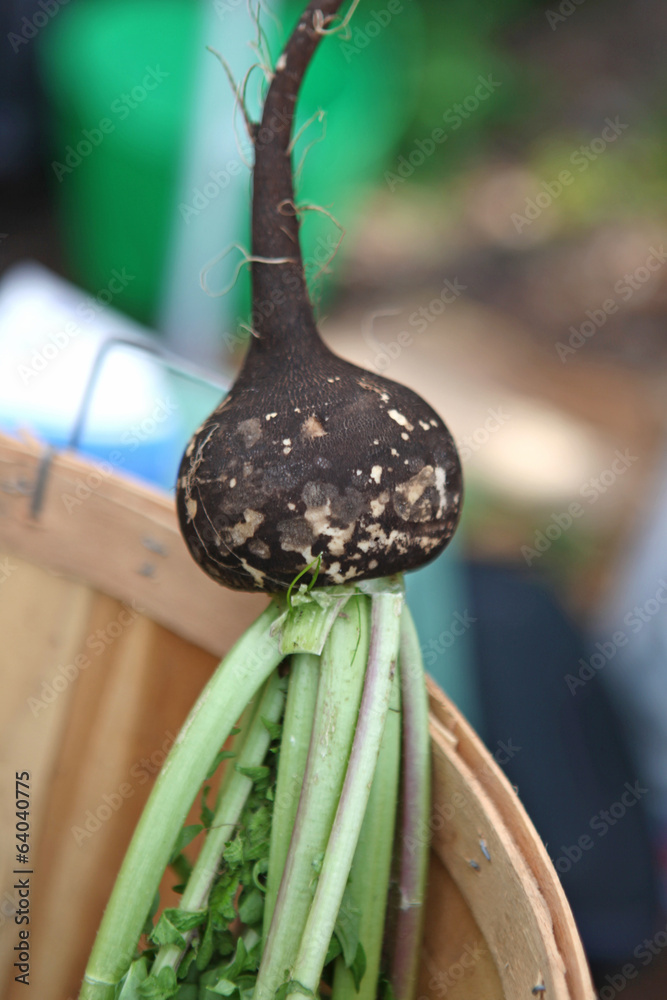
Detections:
263,653,320,940
254,596,371,1000
152,671,286,975
391,606,431,1000
331,665,401,1000
289,590,403,997
78,602,284,1000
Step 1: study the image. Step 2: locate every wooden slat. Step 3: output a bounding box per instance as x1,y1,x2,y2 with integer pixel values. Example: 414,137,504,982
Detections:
0,562,92,994
0,432,266,659
419,850,503,999
0,564,221,1000
427,678,595,1000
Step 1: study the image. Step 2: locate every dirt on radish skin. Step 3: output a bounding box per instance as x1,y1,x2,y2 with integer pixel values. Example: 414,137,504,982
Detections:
177,347,462,592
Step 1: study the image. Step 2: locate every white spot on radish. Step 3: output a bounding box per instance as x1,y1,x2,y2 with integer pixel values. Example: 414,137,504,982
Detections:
434,466,447,517
401,432,409,441
430,419,438,427
276,53,287,71
237,417,262,447
266,412,277,421
248,538,270,559
185,498,197,521
370,465,382,484
229,478,237,488
302,415,327,439
295,407,301,413
373,439,379,445
229,509,264,546
419,420,430,431
288,502,296,511
356,469,362,475
369,559,378,570
388,409,414,431
283,438,291,446
391,448,399,457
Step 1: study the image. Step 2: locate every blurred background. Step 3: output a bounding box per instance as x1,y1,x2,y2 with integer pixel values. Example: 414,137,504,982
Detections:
2,0,667,995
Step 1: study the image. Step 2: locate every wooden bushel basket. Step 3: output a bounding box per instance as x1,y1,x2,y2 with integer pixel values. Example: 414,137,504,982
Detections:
0,434,595,1000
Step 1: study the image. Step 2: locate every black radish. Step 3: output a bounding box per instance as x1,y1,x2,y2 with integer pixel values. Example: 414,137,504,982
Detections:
79,5,462,1000
175,0,462,592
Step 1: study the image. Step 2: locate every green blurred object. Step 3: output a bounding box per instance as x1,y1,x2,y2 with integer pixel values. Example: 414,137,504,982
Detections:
227,0,425,323
38,0,424,333
38,0,200,324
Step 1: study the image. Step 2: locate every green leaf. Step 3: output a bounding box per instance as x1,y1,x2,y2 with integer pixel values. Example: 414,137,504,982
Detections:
200,786,215,829
206,750,236,781
252,857,269,891
222,836,244,869
334,883,361,967
238,888,263,926
230,727,241,736
173,986,197,1000
118,958,149,1000
196,915,215,972
209,875,240,924
273,981,315,1000
234,765,269,782
177,950,197,981
150,908,206,949
220,938,248,980
138,966,178,1000
323,935,342,966
209,979,237,996
141,892,161,937
379,974,397,1000
260,716,282,741
349,941,367,992
169,825,203,864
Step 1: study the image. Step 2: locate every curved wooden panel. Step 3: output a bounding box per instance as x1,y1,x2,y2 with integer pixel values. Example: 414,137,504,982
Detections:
0,432,266,658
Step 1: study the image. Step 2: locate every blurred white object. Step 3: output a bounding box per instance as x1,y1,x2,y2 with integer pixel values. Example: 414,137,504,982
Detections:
0,261,180,488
